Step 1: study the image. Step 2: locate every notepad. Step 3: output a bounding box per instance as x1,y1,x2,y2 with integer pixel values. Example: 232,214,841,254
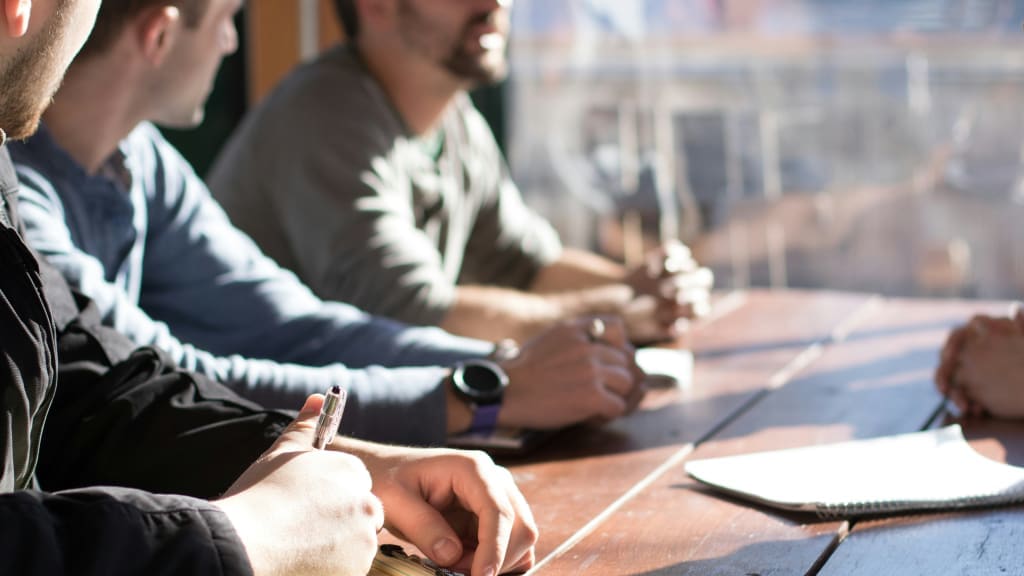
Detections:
447,427,552,454
636,347,693,388
685,425,1024,517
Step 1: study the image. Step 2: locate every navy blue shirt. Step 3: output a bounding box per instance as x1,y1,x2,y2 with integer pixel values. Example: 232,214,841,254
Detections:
12,123,492,445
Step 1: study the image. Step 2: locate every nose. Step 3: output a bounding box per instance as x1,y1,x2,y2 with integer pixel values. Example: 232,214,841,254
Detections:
221,18,239,55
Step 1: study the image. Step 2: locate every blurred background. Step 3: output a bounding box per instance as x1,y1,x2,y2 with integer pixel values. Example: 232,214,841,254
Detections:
186,0,1024,300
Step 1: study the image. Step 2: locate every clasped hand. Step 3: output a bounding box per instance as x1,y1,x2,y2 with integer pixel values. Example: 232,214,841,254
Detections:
623,241,713,343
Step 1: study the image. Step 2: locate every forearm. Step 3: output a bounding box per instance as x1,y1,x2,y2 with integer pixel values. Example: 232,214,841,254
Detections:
440,284,632,342
529,248,627,293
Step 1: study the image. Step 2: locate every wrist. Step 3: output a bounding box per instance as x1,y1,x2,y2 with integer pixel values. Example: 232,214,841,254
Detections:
213,497,269,576
446,360,508,435
445,370,474,434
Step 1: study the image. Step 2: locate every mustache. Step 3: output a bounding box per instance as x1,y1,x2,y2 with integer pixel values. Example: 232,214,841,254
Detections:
463,9,504,34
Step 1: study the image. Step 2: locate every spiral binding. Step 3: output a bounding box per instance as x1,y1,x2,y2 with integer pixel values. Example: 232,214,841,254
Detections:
370,544,464,576
814,490,1024,520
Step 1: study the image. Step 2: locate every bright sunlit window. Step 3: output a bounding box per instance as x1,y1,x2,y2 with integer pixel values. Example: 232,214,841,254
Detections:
507,0,1024,298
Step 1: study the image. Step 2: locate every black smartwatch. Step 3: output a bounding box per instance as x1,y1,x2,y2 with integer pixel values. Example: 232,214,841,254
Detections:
450,359,509,434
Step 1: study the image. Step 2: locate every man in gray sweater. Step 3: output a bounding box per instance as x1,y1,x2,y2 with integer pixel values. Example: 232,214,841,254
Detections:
209,0,714,346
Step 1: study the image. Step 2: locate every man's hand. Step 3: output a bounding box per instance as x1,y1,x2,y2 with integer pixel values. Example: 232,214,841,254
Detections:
623,241,713,343
948,310,1024,419
496,316,647,430
215,396,384,576
336,439,538,576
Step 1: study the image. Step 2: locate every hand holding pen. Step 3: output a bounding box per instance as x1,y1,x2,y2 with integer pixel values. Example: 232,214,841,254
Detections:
216,394,380,576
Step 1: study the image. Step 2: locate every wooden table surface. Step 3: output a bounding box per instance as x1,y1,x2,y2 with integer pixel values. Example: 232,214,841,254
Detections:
493,289,1023,576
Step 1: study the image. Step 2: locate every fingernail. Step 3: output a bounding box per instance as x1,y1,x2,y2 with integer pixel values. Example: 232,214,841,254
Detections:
481,565,497,576
433,538,460,564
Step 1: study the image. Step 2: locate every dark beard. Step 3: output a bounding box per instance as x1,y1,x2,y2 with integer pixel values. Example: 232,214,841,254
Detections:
0,3,69,140
442,10,508,87
441,45,507,87
397,0,508,88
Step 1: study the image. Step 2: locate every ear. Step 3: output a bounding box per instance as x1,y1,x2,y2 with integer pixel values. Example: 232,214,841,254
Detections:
4,0,31,38
137,5,181,66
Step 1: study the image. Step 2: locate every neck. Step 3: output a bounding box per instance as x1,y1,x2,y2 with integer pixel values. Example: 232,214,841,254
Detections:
356,40,464,136
43,56,147,174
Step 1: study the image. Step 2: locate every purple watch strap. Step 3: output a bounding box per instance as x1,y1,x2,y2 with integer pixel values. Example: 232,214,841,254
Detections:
469,403,502,434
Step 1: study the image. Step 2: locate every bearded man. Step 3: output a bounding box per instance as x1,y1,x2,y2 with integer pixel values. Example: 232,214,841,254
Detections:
209,0,713,346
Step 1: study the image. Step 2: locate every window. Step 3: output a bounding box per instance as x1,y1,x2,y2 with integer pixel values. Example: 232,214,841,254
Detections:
507,0,1024,298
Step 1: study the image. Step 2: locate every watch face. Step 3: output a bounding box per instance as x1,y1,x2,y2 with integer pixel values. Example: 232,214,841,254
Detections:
454,360,508,404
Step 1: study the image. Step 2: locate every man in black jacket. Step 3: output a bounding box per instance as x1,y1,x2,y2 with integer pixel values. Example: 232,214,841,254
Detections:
0,2,537,575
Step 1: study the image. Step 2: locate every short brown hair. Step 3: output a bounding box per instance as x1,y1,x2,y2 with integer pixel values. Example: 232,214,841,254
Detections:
78,0,211,58
333,0,359,40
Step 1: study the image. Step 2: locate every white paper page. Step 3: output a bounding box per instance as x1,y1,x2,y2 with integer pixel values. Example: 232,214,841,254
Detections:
685,425,1024,514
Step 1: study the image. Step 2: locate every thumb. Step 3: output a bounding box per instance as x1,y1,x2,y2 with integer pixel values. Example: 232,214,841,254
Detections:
274,394,325,450
384,489,465,568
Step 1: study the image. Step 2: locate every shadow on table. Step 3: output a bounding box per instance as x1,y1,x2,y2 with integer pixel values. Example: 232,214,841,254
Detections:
626,534,836,576
695,318,958,361
502,344,943,466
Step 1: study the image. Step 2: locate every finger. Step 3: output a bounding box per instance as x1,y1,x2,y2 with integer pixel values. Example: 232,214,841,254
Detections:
591,340,634,368
596,363,637,399
467,478,516,576
622,376,648,413
948,380,973,414
1013,303,1024,330
662,267,714,292
936,327,968,394
274,394,326,450
660,241,695,274
967,316,990,341
593,315,630,348
380,486,466,568
497,469,538,574
934,364,951,397
589,381,630,420
655,297,709,325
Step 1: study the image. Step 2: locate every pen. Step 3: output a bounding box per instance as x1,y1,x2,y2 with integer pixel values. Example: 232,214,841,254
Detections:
313,385,347,450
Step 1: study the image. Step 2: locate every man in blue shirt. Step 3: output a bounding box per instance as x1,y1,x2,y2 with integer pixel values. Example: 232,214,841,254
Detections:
14,0,645,446
0,1,538,574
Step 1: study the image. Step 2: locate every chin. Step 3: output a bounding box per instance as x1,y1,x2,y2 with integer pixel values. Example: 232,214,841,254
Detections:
158,111,205,130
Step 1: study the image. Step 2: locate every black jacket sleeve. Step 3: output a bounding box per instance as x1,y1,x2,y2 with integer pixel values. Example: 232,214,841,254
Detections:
0,488,252,576
37,264,294,498
1,148,271,575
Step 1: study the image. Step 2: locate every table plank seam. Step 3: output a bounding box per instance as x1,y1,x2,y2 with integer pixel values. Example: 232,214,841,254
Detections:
527,295,883,574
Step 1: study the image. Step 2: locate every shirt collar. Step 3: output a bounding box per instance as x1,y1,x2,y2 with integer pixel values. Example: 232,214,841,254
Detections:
26,122,133,193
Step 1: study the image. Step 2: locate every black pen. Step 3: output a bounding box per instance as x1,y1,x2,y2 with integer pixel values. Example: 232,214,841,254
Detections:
313,385,347,449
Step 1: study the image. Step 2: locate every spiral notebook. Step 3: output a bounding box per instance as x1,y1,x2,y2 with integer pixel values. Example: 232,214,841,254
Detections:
368,545,464,576
685,425,1024,517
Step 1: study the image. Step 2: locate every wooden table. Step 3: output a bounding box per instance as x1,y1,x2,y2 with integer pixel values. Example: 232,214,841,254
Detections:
496,289,1024,575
